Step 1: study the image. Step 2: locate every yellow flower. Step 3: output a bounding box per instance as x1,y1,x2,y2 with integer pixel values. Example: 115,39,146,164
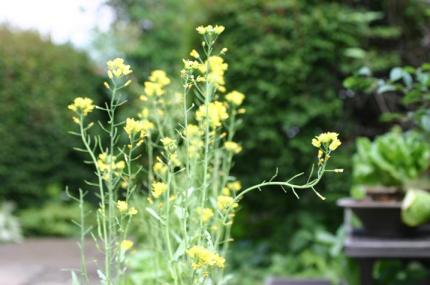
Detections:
190,49,200,58
161,137,177,153
227,181,241,192
115,160,126,170
184,124,202,138
123,118,149,139
152,182,168,198
169,153,181,167
144,81,164,97
128,207,138,216
116,200,128,213
224,141,242,154
107,58,132,79
199,56,228,91
153,161,167,176
188,139,204,158
182,59,201,70
225,91,245,106
120,240,134,251
217,196,238,211
186,246,225,269
222,187,231,196
149,70,171,87
312,132,341,151
68,97,95,116
196,101,229,128
196,26,206,34
196,207,214,223
329,139,342,151
96,153,125,180
139,108,150,119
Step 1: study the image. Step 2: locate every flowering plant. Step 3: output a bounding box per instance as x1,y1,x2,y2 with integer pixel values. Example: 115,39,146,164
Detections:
68,25,342,285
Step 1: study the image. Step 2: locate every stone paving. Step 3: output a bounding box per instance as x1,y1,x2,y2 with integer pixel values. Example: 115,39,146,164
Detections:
0,239,100,285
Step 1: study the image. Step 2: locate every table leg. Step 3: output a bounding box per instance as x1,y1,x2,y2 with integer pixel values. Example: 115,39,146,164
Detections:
358,258,374,285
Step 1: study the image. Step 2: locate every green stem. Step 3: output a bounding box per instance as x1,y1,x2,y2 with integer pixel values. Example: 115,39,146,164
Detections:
78,119,110,285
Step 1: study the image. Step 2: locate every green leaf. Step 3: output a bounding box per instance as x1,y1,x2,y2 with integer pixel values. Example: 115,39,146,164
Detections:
389,67,403,82
402,189,430,226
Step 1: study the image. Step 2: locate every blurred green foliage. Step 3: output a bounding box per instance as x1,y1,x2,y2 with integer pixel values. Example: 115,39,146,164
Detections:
0,27,101,209
106,0,430,282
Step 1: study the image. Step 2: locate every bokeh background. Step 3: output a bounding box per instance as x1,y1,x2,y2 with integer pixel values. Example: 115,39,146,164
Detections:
1,0,430,284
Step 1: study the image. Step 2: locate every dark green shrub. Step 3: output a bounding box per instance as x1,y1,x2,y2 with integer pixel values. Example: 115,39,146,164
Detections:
105,0,430,244
0,27,101,208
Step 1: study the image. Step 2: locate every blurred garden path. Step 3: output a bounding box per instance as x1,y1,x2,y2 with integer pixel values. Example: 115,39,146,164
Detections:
0,239,100,285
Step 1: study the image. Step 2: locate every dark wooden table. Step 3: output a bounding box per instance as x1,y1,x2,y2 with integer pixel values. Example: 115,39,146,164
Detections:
344,230,430,285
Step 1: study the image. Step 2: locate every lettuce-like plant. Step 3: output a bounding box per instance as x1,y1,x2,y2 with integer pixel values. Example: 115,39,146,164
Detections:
353,129,430,187
68,25,342,285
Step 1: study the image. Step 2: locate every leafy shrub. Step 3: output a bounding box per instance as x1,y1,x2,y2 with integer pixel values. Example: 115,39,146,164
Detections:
18,200,94,236
0,27,101,208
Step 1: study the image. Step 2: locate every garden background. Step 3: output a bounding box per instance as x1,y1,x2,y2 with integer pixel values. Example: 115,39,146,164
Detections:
1,0,430,284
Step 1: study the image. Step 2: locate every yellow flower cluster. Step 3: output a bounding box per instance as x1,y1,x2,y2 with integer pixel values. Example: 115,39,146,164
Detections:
227,181,241,192
152,181,168,198
142,70,170,97
224,141,242,154
153,161,167,176
107,58,132,79
117,201,138,216
184,124,202,138
196,101,229,128
124,118,154,140
312,132,341,154
196,25,225,35
128,207,138,216
217,195,238,211
96,153,125,180
117,200,128,213
161,137,176,150
311,132,341,164
225,90,245,106
200,56,228,92
186,246,225,270
311,132,341,151
196,207,214,223
183,124,204,158
182,59,201,71
68,97,95,117
120,239,134,251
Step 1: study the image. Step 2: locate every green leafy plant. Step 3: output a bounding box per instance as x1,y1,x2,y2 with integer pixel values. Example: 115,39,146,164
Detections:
344,63,430,132
353,129,430,187
352,129,430,226
226,225,357,285
18,200,94,237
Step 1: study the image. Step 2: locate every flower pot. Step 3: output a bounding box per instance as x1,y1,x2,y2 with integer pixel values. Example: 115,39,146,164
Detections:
337,198,427,237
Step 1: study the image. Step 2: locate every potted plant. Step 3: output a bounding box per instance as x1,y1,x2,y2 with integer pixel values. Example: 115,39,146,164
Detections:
341,63,430,237
338,128,430,236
